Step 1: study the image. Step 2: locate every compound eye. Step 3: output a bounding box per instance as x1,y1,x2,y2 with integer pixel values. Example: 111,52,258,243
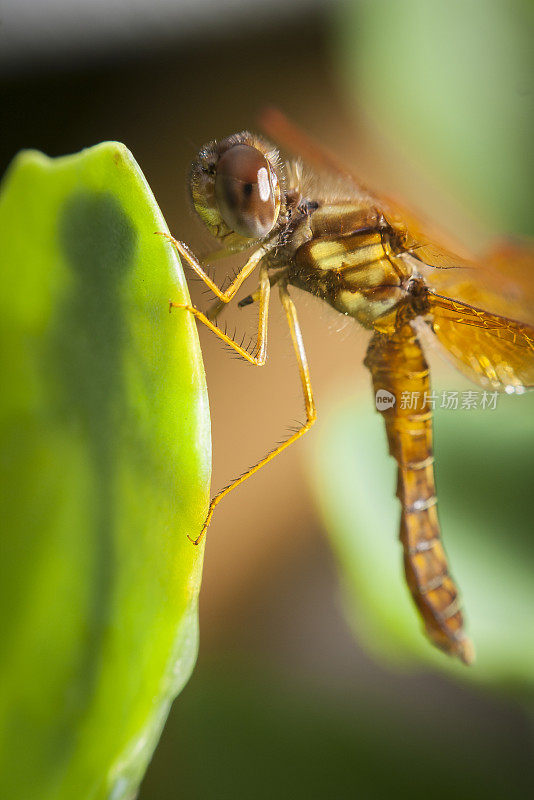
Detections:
214,144,278,239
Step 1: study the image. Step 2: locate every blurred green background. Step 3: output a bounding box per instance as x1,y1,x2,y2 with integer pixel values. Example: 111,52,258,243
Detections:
1,1,533,798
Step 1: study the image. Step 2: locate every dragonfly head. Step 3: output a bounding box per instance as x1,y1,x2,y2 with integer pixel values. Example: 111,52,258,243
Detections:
189,132,285,250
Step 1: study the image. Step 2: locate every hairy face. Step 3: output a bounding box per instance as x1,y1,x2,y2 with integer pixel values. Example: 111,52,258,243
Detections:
189,131,284,251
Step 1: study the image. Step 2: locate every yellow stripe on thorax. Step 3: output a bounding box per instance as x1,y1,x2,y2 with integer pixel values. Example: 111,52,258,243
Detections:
307,232,385,272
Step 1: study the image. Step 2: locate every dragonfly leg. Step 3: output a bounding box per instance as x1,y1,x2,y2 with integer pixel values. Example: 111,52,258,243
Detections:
188,281,316,546
156,231,269,303
207,268,287,323
238,270,286,308
205,297,227,322
170,265,271,366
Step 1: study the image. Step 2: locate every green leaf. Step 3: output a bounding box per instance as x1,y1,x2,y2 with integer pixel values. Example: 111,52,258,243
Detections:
0,143,210,799
309,391,534,698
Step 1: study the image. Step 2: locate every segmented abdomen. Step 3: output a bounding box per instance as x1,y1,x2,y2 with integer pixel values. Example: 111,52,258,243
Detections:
365,324,474,664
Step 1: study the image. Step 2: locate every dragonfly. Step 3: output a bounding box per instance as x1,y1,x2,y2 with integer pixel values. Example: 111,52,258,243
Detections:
159,109,534,665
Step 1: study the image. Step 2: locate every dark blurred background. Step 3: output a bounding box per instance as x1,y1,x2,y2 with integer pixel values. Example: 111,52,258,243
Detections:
2,1,532,797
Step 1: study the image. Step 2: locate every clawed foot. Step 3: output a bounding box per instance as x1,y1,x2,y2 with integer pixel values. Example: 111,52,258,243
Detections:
169,300,193,314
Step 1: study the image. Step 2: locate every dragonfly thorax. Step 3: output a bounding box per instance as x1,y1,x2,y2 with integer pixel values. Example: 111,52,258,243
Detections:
283,202,416,330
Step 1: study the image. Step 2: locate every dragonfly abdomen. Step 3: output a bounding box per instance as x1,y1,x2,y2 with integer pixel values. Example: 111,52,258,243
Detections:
365,324,474,664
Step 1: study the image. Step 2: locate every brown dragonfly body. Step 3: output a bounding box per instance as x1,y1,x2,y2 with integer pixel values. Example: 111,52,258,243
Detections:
161,115,534,665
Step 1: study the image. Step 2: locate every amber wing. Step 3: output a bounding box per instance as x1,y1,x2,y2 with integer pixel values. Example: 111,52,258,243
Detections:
411,238,534,392
365,324,474,664
259,107,483,264
424,291,534,392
